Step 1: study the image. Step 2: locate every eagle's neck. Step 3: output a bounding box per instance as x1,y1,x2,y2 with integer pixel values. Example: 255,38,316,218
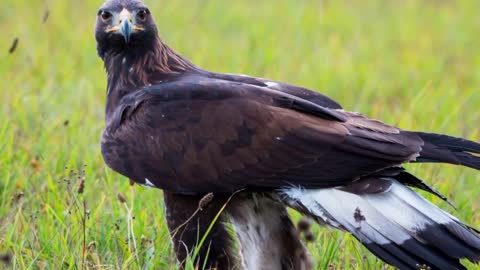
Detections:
103,38,199,119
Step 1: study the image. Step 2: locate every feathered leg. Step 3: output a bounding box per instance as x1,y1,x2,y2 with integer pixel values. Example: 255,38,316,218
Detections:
164,192,239,270
228,193,312,270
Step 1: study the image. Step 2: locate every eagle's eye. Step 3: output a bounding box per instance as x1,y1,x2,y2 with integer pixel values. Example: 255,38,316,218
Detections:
100,11,112,22
136,9,149,21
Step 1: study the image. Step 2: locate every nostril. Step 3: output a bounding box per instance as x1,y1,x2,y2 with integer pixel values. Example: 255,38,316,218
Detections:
119,19,133,25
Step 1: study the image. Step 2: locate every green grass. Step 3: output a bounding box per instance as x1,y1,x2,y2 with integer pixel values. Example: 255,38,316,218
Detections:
1,0,480,269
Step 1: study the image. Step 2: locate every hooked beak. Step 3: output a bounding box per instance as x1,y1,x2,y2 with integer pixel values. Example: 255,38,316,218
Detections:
105,9,144,44
120,19,132,43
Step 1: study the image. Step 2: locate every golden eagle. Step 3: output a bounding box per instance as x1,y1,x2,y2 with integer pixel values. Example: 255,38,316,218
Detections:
95,0,480,269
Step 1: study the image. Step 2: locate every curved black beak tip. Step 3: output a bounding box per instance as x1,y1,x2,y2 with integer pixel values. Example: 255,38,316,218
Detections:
120,19,132,44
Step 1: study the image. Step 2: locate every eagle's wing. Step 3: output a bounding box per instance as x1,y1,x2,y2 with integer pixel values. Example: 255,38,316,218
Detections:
207,72,343,109
101,74,479,194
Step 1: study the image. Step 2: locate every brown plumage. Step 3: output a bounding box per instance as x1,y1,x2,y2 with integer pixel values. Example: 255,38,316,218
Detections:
95,0,480,269
163,192,239,269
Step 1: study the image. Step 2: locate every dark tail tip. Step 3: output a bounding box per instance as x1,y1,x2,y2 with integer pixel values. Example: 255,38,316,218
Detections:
359,218,480,270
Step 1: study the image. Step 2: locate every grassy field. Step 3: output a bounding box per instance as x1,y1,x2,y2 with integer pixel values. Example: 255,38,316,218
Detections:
1,0,480,269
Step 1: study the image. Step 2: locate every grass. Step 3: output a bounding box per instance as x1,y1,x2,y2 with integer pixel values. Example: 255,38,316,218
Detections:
1,0,480,269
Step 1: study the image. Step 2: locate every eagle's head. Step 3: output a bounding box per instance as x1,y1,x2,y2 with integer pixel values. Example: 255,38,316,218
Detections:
95,0,158,59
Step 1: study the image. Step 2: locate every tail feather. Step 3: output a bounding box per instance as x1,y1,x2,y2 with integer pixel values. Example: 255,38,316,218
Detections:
359,224,464,270
282,177,480,270
414,132,480,170
362,242,413,269
394,170,454,206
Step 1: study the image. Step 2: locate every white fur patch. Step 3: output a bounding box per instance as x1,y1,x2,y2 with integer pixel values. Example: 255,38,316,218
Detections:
229,195,311,270
230,200,281,270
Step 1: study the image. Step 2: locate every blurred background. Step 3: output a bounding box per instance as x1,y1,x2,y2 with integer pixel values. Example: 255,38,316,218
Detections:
1,0,480,269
